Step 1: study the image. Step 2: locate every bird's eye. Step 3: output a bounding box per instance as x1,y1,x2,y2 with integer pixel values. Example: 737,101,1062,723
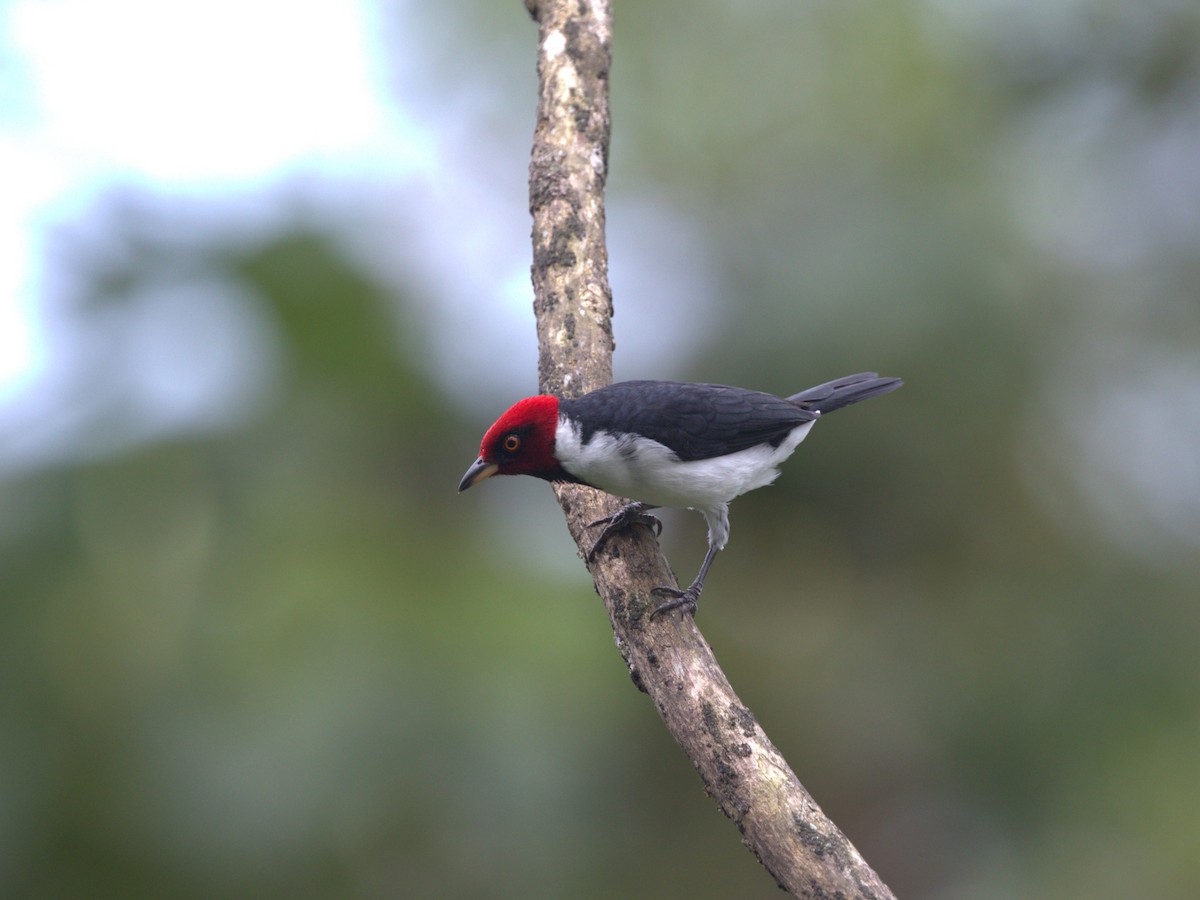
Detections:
503,434,521,453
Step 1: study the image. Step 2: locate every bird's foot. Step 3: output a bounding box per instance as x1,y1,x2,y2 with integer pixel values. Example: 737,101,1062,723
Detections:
649,584,700,620
585,502,661,562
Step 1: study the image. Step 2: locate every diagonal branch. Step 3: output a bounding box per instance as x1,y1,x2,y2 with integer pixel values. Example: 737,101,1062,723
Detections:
524,1,896,897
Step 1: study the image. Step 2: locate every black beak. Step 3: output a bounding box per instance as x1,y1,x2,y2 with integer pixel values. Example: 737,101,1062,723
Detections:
458,457,499,492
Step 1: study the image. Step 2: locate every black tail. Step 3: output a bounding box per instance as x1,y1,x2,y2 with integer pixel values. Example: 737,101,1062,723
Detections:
787,372,902,415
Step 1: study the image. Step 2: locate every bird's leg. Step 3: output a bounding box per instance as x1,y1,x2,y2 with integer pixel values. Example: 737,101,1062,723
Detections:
650,542,720,619
585,501,662,562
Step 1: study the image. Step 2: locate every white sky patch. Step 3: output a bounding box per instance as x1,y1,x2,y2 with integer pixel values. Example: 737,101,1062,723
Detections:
7,0,396,184
0,0,425,408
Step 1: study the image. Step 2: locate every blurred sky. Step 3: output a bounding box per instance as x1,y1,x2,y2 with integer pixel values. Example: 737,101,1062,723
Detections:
1,0,410,399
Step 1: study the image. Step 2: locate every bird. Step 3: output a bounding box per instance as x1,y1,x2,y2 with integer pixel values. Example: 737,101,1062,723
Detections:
458,372,902,619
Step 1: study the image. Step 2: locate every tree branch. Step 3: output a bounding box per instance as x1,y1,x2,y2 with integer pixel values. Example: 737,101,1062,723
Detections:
524,1,896,896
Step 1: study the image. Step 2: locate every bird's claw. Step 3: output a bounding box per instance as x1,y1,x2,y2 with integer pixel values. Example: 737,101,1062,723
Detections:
587,506,662,537
649,585,699,619
585,503,661,562
585,502,699,619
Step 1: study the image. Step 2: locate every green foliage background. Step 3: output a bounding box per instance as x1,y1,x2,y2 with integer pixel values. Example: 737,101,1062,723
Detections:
3,2,1199,896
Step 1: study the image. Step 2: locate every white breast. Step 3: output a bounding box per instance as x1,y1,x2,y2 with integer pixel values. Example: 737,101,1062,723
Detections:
554,417,816,512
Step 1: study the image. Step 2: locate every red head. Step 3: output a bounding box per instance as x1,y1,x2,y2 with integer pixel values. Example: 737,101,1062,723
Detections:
458,395,563,491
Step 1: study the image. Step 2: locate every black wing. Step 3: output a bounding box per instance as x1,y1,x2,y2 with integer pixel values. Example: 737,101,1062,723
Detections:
559,381,815,461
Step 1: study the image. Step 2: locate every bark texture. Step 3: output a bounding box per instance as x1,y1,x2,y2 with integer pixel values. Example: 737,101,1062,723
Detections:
525,2,896,896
